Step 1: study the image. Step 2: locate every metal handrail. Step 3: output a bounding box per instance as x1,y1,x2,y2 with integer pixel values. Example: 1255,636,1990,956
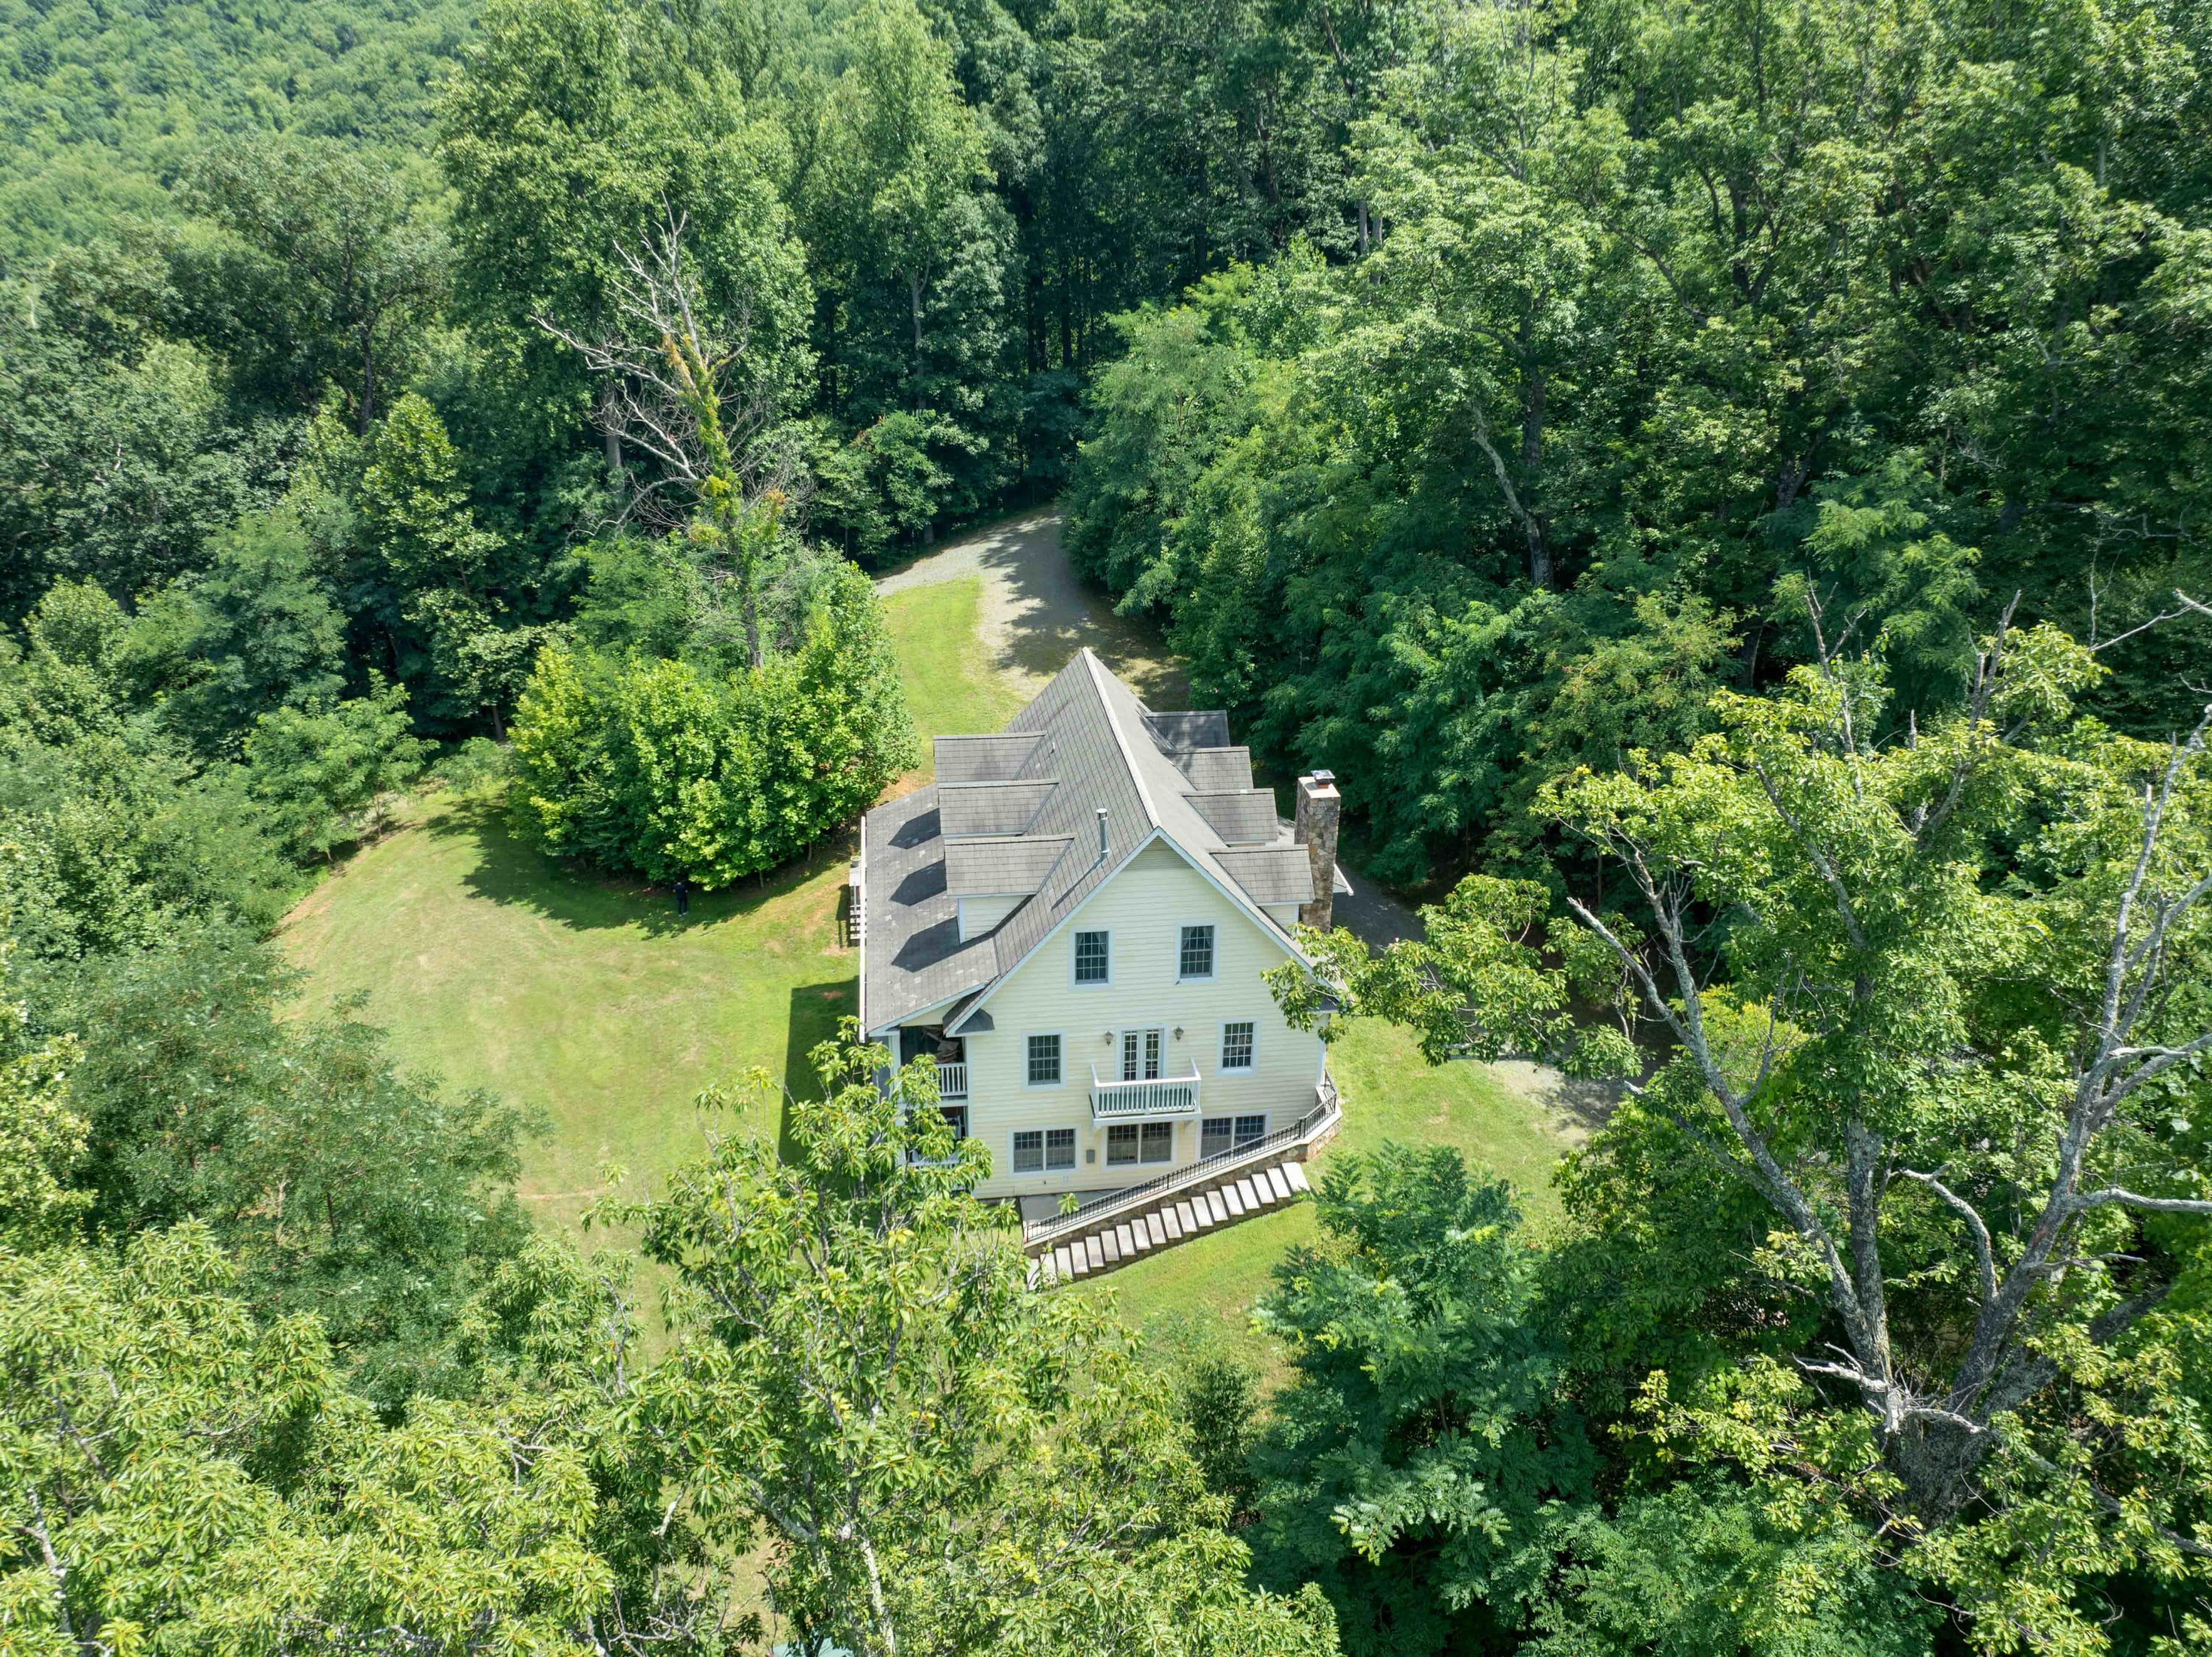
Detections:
1024,1074,1340,1248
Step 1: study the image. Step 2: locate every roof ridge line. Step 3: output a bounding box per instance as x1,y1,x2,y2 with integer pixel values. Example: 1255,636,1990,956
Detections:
1082,650,1161,831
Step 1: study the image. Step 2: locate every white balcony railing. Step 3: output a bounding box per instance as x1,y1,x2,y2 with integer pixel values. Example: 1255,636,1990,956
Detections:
936,1061,969,1100
1089,1067,1202,1120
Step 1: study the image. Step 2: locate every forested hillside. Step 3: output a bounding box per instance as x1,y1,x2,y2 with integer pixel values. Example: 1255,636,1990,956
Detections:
1066,0,2212,884
4,0,2212,1653
0,0,471,263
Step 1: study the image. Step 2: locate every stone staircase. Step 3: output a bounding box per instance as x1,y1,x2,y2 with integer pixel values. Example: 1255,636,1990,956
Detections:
1030,1161,1312,1285
1023,1080,1340,1288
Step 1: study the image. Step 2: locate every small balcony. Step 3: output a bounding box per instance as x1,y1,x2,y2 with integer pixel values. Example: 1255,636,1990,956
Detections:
936,1060,970,1100
1089,1066,1202,1121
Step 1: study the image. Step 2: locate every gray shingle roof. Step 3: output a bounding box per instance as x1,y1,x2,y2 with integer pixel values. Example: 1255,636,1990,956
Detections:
1188,790,1279,844
933,734,1041,782
1175,747,1254,791
939,779,1058,836
1143,709,1231,750
857,788,998,1025
1211,847,1321,904
859,650,1321,1034
945,835,1074,895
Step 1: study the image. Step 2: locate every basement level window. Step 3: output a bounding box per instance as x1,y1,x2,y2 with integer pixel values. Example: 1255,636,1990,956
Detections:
1201,1114,1269,1157
1107,1122,1174,1166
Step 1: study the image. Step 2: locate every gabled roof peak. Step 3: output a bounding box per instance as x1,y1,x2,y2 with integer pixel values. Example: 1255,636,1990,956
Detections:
860,650,1321,1034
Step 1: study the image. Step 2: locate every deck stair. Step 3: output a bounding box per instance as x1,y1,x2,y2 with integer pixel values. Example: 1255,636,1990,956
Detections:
1024,1080,1340,1289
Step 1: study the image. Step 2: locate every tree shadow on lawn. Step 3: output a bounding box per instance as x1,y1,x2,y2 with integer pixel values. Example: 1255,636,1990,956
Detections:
429,798,854,937
779,979,859,1161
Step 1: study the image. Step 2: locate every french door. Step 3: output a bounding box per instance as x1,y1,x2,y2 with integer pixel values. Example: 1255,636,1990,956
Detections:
1119,1026,1164,1081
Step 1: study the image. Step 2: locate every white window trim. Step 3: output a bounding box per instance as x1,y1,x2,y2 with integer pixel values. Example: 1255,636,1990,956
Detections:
1071,927,1113,989
1200,1112,1269,1156
1023,1031,1067,1089
1175,919,1218,982
1217,1017,1259,1074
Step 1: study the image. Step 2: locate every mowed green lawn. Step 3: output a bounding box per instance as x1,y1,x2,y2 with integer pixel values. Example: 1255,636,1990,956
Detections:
279,575,1015,1243
279,801,855,1240
282,566,1587,1367
882,574,1026,759
1084,1022,1584,1372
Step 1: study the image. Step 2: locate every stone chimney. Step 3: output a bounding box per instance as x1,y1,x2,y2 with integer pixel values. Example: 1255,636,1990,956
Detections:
1293,771,1340,931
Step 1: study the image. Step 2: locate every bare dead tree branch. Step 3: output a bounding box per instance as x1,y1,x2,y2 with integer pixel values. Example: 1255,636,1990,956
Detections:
535,206,808,668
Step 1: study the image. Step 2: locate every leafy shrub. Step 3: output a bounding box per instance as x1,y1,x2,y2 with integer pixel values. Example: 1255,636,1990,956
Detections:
508,563,918,887
243,676,429,859
428,735,514,796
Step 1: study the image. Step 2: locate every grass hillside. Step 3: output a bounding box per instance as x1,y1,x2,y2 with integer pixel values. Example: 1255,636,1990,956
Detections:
279,572,1014,1241
880,574,1026,771
282,559,1587,1354
1089,1026,1587,1372
280,801,855,1239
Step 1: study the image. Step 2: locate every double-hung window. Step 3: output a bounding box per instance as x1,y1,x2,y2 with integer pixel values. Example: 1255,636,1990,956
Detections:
1046,1128,1077,1170
1220,1020,1256,1072
1012,1130,1045,1173
1026,1033,1062,1086
1178,924,1216,980
1074,930,1110,985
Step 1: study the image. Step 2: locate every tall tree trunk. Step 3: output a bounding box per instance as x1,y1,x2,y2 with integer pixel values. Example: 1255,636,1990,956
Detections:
1059,257,1074,370
358,324,378,434
909,267,925,406
740,541,763,671
1472,391,1551,588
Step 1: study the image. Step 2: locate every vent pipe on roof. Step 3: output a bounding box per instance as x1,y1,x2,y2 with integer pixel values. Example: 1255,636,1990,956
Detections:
1095,807,1109,864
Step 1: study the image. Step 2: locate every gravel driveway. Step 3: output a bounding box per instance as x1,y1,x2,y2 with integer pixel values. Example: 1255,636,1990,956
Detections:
875,510,1186,710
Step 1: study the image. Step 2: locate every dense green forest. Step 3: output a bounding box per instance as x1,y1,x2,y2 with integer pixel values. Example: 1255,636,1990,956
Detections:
5,0,2212,1651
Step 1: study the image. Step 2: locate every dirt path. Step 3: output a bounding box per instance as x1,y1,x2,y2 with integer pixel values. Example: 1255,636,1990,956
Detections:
875,510,1186,711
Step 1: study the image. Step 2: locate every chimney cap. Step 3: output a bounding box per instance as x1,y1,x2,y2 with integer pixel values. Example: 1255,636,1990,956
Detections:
1304,769,1338,788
